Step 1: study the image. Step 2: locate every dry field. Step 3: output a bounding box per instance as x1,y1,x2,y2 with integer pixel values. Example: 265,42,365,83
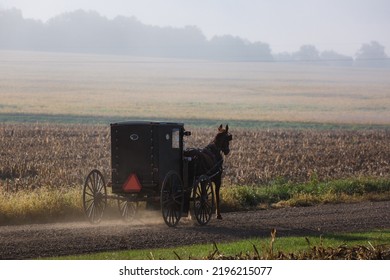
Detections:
1,51,389,190
1,124,389,192
0,50,390,125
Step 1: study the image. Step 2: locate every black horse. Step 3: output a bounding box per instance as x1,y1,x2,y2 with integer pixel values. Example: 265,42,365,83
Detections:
185,124,232,220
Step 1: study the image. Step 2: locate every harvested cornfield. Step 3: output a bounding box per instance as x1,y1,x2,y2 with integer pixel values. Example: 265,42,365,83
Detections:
0,124,110,191
216,128,390,185
188,127,390,185
1,124,390,192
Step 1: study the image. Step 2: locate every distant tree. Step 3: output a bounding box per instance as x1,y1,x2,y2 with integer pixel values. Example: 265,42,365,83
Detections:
209,35,272,61
321,50,352,61
0,8,44,50
209,35,247,59
0,8,270,61
320,50,353,66
355,41,388,60
355,41,389,67
292,45,320,61
46,10,111,53
251,41,273,61
273,52,292,62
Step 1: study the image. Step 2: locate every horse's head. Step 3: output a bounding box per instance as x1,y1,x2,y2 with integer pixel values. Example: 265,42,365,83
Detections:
214,124,233,155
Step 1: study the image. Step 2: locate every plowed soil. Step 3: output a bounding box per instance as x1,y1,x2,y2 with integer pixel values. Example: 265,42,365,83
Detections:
0,201,389,259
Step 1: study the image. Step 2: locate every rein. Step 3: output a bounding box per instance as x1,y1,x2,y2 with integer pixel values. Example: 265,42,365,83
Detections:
201,144,224,179
204,158,224,179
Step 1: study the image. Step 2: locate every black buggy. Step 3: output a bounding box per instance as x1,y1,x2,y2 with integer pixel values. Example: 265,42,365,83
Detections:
82,121,215,227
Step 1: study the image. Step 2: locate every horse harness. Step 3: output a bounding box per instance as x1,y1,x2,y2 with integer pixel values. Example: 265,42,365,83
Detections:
195,144,224,180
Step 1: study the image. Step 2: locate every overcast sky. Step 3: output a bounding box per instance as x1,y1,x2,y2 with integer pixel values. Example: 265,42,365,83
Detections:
1,0,389,56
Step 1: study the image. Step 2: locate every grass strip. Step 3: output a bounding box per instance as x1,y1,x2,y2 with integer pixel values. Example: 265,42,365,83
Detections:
0,187,83,225
221,177,390,210
48,229,390,260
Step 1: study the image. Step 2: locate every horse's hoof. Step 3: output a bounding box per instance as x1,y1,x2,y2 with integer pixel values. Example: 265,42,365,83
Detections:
217,215,222,220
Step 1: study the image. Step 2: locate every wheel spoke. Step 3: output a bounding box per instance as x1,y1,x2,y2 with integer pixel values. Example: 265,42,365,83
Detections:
87,179,95,194
86,201,94,217
96,176,104,193
92,172,96,191
84,191,94,198
85,204,93,213
84,197,94,204
117,199,136,222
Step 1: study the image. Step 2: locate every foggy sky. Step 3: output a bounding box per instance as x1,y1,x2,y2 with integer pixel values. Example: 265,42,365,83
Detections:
1,0,389,56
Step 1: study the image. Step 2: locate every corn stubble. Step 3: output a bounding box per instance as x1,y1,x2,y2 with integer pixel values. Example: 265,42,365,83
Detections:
0,124,110,192
1,124,390,192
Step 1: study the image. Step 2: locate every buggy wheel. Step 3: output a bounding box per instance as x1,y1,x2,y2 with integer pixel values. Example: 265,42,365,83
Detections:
83,169,107,224
117,198,137,222
193,176,214,225
161,171,184,227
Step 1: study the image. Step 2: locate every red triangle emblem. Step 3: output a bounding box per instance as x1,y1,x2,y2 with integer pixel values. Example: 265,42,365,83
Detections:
122,173,142,192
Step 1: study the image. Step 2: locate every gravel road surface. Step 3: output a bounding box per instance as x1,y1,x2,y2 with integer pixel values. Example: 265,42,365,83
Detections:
0,201,389,259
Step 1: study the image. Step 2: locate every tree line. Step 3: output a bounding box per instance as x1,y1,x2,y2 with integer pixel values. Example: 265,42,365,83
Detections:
0,9,388,66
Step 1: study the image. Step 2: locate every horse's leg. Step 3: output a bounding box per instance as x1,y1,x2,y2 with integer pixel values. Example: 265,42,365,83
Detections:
214,176,222,219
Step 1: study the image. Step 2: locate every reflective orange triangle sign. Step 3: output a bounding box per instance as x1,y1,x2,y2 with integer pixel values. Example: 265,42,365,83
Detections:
122,173,142,192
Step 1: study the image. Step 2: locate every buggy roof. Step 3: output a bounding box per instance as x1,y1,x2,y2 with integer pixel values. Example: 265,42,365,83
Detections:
110,121,184,127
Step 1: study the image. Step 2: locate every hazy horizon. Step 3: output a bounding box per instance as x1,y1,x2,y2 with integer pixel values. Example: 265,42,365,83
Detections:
1,0,389,56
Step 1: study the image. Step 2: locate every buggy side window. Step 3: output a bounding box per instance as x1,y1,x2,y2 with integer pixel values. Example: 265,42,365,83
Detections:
172,128,180,149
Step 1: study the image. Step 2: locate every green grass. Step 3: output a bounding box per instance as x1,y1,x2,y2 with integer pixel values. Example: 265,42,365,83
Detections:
221,177,390,210
0,187,83,225
48,230,390,260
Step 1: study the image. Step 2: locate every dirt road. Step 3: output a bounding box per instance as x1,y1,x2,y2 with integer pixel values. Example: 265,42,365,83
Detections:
0,201,389,259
